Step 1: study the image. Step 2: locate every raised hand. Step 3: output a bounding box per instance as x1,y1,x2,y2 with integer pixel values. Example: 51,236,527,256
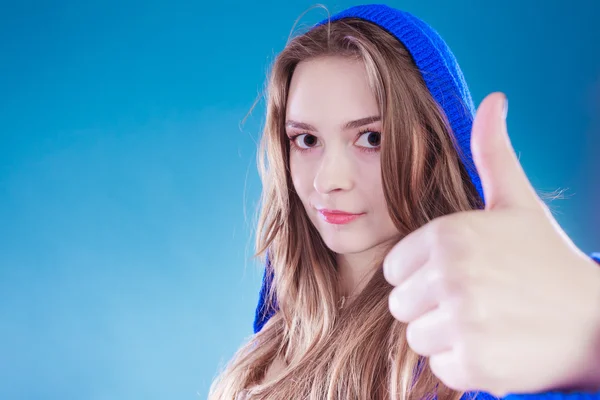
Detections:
383,92,600,397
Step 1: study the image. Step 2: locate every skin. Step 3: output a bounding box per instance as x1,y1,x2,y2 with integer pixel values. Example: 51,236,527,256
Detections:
285,55,399,299
277,55,600,394
383,93,600,395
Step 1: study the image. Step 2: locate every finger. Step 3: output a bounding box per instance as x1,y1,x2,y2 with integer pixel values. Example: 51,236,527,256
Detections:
388,265,440,322
406,306,455,357
470,92,540,211
429,348,469,392
383,224,431,286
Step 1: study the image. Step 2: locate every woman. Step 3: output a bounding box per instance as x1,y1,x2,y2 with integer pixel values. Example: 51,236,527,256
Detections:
209,4,600,399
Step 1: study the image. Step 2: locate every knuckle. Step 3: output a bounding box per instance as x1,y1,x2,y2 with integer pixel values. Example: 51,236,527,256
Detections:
429,266,459,299
444,293,487,343
455,344,479,382
456,292,486,327
428,216,473,262
428,217,454,245
453,339,489,386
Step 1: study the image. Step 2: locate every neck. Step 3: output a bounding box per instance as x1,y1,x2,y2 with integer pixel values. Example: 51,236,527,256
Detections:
336,241,392,298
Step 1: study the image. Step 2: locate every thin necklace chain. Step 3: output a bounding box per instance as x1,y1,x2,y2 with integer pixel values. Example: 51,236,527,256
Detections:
338,267,380,310
338,292,360,310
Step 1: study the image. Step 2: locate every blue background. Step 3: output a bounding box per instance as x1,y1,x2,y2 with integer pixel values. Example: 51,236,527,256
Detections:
1,1,599,399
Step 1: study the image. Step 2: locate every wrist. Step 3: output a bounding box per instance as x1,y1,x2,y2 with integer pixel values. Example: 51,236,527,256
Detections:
558,256,600,393
590,263,600,389
574,259,600,391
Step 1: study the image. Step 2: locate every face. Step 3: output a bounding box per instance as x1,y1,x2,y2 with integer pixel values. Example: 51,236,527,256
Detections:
285,56,400,256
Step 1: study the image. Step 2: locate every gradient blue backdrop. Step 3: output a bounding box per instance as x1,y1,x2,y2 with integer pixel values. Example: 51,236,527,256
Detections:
1,1,599,399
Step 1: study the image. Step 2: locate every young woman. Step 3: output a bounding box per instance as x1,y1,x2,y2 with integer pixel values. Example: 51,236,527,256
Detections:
209,4,600,400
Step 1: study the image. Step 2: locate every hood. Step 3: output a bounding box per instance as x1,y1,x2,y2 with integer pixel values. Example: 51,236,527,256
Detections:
253,4,483,334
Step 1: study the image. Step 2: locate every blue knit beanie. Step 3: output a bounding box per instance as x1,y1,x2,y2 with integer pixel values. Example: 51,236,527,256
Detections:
253,4,484,334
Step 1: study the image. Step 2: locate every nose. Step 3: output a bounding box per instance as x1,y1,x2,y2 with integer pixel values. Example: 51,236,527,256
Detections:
313,145,354,194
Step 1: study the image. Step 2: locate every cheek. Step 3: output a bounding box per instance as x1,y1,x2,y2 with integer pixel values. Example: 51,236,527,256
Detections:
360,161,385,200
365,171,397,234
361,165,390,218
371,175,386,205
289,155,314,200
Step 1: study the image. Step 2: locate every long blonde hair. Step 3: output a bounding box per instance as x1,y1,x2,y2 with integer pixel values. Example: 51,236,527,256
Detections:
209,15,484,400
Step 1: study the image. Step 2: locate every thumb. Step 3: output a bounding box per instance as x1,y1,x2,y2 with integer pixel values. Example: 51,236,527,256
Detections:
471,92,540,211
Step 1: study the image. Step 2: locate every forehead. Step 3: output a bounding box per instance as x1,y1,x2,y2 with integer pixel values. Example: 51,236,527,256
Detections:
285,56,380,129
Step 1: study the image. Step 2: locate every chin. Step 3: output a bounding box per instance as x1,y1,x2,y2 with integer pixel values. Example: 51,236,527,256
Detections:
320,232,376,255
309,215,381,254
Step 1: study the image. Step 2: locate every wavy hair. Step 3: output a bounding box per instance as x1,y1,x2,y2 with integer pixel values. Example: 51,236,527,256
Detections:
209,14,485,400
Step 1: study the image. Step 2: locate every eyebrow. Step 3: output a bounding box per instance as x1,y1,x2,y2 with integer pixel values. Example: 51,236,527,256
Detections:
285,115,381,131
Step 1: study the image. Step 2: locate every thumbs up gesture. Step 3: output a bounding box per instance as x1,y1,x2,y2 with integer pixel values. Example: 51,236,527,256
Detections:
383,92,600,397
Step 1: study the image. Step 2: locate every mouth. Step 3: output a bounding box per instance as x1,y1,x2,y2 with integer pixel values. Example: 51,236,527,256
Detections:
317,209,365,225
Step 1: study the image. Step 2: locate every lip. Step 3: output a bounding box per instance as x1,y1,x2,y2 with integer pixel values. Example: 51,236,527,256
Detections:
317,209,365,225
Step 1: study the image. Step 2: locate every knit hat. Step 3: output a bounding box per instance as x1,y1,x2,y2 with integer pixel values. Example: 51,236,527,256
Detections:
254,4,484,334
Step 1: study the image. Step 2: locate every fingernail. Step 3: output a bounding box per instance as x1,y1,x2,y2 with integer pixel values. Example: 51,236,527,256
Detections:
389,290,401,316
502,95,509,120
382,258,391,282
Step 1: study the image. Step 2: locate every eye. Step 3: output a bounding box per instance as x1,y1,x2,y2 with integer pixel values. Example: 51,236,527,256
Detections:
290,133,319,149
355,130,381,149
